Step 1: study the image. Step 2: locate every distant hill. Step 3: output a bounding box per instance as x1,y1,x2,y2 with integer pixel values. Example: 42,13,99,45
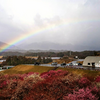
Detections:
17,41,97,51
0,41,8,47
0,41,21,52
1,41,99,52
0,41,8,52
17,42,74,50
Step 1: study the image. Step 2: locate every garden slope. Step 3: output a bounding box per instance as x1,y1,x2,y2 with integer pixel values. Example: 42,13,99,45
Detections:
57,67,100,79
1,65,55,74
1,65,100,79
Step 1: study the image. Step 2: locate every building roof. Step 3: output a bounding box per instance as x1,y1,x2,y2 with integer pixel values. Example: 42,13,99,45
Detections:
0,56,3,59
0,62,2,64
25,56,38,59
0,60,6,62
83,56,100,66
50,57,61,60
3,66,14,68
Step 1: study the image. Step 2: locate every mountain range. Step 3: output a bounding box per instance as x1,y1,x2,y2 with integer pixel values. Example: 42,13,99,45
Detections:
17,41,98,51
0,41,7,47
0,41,20,52
0,41,99,52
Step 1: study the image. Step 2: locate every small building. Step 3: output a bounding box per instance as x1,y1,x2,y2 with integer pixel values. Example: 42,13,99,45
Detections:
0,56,3,59
71,61,79,66
74,56,78,59
2,66,14,69
0,67,2,70
67,61,79,66
50,57,61,62
0,62,2,65
50,57,61,60
0,59,6,62
83,56,100,67
25,56,38,60
0,59,6,65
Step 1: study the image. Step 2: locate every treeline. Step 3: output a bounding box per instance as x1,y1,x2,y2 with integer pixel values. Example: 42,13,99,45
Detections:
1,50,99,59
2,56,52,66
25,51,96,59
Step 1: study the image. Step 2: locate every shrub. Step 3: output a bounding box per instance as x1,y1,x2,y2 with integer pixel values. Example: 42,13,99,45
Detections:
0,75,9,89
1,70,100,100
0,72,42,100
4,74,23,80
11,74,42,100
40,70,68,79
63,87,99,100
0,80,7,89
23,77,68,100
83,75,95,82
8,79,19,90
78,77,91,88
95,76,100,82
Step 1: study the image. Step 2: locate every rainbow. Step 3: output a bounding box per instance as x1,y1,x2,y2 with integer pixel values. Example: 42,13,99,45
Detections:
0,18,100,53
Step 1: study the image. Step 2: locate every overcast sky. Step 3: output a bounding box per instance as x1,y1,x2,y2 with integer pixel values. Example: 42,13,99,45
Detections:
0,0,100,50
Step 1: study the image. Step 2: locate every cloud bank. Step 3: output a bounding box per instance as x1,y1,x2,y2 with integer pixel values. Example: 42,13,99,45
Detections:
0,0,100,50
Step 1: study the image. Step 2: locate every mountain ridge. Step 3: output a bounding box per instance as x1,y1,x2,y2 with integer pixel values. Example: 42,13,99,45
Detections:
0,41,99,52
0,41,20,51
17,41,97,51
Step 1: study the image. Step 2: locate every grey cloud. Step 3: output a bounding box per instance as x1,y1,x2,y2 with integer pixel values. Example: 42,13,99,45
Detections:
32,11,100,50
78,0,100,19
0,5,26,42
34,14,43,26
84,0,100,6
1,0,100,51
34,14,62,27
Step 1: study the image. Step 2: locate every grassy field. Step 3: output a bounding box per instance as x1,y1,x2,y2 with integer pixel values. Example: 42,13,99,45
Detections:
0,65,55,74
1,65,100,79
57,67,100,79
